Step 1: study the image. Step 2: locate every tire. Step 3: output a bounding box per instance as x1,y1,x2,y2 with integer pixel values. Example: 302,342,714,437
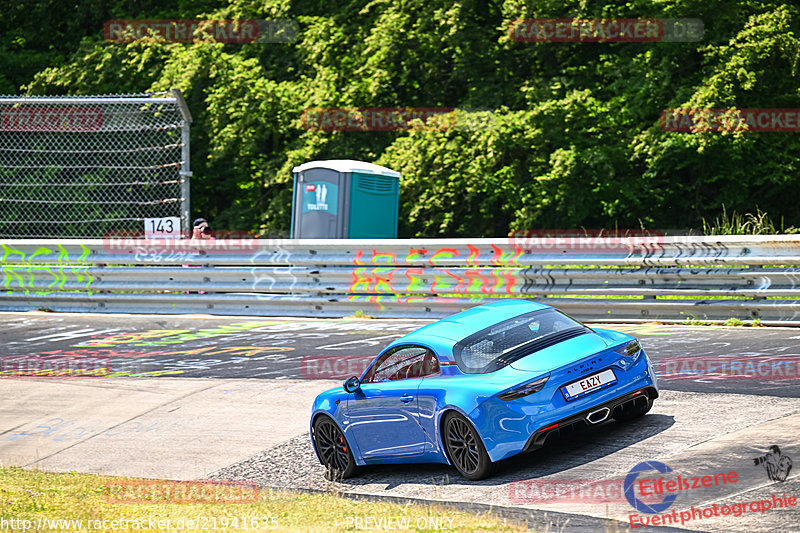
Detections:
442,412,494,480
313,416,358,480
613,396,654,422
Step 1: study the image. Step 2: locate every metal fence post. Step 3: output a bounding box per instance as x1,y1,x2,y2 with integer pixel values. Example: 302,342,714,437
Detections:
173,89,193,237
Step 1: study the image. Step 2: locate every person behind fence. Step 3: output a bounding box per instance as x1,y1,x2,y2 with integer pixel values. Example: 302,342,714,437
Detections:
753,445,793,482
186,217,214,294
191,217,213,240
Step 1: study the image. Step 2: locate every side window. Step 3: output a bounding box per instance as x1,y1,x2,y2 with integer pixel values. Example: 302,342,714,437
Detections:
363,345,440,383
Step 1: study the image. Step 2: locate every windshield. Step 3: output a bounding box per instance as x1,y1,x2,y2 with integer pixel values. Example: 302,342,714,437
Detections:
453,308,591,374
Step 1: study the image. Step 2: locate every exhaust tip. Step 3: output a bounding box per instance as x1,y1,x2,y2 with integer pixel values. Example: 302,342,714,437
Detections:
586,407,610,424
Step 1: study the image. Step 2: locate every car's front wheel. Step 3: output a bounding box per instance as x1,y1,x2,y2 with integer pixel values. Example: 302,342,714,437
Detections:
442,412,494,480
313,416,357,480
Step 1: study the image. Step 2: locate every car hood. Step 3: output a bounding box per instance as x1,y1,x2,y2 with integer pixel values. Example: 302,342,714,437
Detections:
509,331,610,373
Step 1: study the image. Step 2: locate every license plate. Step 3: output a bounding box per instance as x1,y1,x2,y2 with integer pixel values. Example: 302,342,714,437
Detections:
562,369,617,400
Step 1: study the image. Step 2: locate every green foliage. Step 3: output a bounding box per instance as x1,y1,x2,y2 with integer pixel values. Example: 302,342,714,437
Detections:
683,316,714,325
702,205,799,234
724,317,745,326
4,0,800,236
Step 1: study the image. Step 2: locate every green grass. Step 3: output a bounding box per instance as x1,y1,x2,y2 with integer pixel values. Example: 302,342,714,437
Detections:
682,317,765,327
702,206,798,235
0,467,527,532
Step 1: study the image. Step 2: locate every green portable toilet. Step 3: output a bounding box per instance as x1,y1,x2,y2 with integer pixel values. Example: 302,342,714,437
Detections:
290,159,401,239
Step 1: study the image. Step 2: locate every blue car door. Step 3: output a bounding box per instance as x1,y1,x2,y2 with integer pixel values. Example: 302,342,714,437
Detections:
345,345,435,460
346,378,427,459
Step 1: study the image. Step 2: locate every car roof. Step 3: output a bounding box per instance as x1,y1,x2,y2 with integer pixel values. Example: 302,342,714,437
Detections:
385,299,552,356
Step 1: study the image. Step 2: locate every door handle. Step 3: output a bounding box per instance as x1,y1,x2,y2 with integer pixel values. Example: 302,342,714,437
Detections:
400,394,413,404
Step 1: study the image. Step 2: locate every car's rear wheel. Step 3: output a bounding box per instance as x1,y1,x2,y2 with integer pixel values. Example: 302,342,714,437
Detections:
313,416,357,480
613,396,654,422
442,412,494,480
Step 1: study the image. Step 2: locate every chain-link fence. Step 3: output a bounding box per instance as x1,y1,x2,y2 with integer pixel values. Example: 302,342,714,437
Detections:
0,90,191,238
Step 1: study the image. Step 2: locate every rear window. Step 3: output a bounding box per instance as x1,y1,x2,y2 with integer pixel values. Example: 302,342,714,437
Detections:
453,309,590,374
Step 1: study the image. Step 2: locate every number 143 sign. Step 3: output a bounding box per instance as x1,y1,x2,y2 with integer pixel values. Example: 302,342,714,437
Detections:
144,217,181,239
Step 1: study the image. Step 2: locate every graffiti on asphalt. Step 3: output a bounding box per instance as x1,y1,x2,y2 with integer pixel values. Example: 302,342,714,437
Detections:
73,320,423,349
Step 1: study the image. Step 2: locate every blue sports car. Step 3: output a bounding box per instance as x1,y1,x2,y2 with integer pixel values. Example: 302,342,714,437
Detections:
310,299,659,480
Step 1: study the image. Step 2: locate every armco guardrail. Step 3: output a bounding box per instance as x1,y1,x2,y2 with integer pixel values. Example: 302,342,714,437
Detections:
1,235,800,323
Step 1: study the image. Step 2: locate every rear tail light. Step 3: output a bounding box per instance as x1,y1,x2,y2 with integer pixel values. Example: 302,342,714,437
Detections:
615,339,642,358
498,375,549,401
614,339,643,369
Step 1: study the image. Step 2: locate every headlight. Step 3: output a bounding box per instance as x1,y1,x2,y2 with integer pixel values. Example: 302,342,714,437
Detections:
614,339,643,369
498,375,550,401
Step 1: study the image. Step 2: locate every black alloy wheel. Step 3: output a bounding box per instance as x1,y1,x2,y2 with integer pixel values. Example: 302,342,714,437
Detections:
443,412,494,480
313,416,357,479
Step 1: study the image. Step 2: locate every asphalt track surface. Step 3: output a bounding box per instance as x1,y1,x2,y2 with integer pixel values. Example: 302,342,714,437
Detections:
2,311,800,532
2,312,800,396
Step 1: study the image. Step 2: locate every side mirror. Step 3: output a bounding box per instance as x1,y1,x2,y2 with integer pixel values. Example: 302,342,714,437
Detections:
343,376,361,393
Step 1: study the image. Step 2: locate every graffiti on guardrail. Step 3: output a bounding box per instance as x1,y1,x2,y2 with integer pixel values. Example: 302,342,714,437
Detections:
1,243,94,294
2,265,93,293
1,243,91,263
248,245,297,298
2,237,799,321
1,245,93,294
341,234,728,298
640,241,733,264
349,244,522,296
